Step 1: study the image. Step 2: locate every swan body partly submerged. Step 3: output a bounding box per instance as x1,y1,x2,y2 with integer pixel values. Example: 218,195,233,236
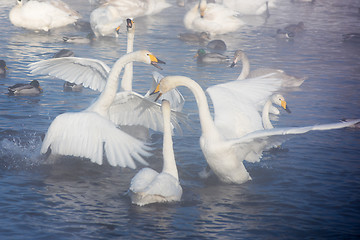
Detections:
129,100,182,206
153,75,360,184
9,0,81,32
184,0,243,36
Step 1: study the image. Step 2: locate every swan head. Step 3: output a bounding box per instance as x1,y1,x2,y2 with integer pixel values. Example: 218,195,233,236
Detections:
126,18,135,33
230,50,245,68
139,50,166,70
271,94,291,113
199,0,207,18
16,0,25,6
151,75,185,101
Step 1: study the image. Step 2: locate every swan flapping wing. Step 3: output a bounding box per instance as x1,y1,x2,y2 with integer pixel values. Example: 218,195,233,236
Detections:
41,111,151,168
28,57,111,92
228,119,360,163
109,91,187,134
207,75,283,137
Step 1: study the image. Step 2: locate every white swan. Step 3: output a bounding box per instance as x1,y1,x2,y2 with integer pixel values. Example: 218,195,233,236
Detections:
218,0,277,16
90,0,171,37
231,50,307,88
40,50,166,168
152,75,360,184
184,0,243,36
262,94,291,129
129,100,182,206
9,0,81,32
29,19,185,133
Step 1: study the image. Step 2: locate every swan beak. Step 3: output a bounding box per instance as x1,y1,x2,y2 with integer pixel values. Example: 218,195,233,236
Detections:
149,54,166,70
126,19,133,29
115,25,121,34
150,83,162,101
281,100,291,113
230,57,239,68
200,10,205,18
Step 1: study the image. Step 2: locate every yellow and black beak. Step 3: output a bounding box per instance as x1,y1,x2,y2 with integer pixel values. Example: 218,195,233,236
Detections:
149,54,166,70
281,100,291,113
150,83,162,101
115,25,121,35
126,18,133,29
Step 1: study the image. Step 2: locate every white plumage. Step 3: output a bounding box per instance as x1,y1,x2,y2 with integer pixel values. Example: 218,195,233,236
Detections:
129,100,182,206
184,0,243,36
154,75,360,184
9,0,80,32
40,50,163,167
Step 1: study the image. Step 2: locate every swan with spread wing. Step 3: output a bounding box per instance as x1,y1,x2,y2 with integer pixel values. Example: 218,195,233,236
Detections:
152,75,360,184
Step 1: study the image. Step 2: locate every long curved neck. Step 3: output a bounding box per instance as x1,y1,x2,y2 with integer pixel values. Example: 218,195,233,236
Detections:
162,102,178,180
168,76,218,137
236,53,250,80
89,51,139,116
121,28,135,91
262,99,274,129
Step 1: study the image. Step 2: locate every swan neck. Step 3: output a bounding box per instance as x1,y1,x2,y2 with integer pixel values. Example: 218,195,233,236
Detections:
121,29,135,91
237,54,250,80
90,52,138,115
170,76,218,136
262,99,273,129
162,104,178,180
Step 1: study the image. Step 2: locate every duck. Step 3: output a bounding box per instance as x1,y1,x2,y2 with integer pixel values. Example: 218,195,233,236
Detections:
178,31,210,43
206,39,227,52
62,33,96,44
195,49,230,64
40,50,163,167
284,21,305,33
129,100,182,206
276,29,295,39
0,60,8,77
52,49,83,92
152,75,360,184
184,0,243,36
8,80,43,96
230,50,306,88
342,33,360,44
9,0,81,32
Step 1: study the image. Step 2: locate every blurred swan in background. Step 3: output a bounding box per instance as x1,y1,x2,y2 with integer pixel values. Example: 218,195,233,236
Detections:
217,0,277,16
184,0,243,35
90,0,171,37
129,100,182,206
8,80,43,96
9,0,81,32
231,50,306,88
40,50,163,168
152,75,360,184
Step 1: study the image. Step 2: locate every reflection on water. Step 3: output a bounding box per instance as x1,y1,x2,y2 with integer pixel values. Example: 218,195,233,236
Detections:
0,0,360,239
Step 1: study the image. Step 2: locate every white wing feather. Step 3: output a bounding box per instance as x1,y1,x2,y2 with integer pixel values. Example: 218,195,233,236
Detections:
207,74,282,138
109,91,187,134
28,57,111,92
41,111,151,168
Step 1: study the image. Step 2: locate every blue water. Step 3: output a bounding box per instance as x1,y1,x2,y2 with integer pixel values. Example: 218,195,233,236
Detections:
1,0,360,239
